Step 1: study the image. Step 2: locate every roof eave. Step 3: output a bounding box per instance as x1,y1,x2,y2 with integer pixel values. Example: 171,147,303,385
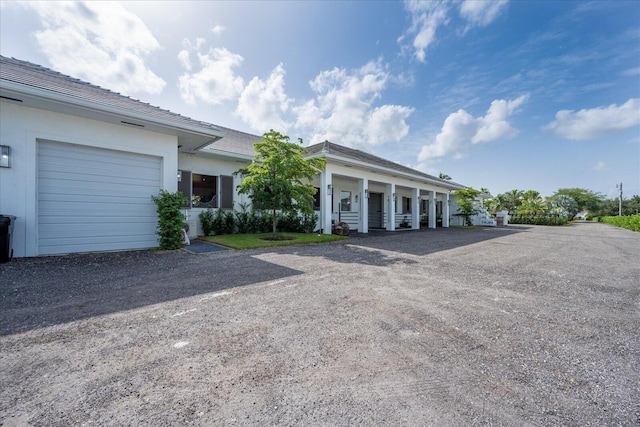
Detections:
0,80,225,150
307,151,466,190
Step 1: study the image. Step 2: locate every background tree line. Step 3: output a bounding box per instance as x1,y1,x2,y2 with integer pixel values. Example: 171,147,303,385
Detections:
484,187,640,219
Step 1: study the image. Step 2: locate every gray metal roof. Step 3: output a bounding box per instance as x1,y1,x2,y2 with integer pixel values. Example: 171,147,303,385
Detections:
200,125,260,157
0,56,223,139
306,141,466,189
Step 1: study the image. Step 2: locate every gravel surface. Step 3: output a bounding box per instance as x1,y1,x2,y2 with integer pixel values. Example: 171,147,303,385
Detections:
1,222,638,426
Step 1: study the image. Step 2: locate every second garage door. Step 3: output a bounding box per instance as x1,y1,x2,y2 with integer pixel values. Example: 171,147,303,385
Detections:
37,140,162,255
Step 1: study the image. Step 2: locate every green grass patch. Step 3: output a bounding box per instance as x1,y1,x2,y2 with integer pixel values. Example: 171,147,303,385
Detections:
200,232,347,250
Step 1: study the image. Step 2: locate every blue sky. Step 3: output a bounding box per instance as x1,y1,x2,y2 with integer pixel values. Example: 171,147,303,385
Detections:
1,1,638,198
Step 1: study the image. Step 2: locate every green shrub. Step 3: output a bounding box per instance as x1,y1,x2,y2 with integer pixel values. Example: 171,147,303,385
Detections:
599,215,640,232
509,214,568,226
212,209,235,235
199,208,215,236
234,203,255,234
300,211,319,233
151,190,188,250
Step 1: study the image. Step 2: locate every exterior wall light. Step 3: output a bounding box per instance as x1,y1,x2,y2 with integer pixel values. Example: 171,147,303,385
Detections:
364,189,369,199
327,184,333,195
0,145,10,168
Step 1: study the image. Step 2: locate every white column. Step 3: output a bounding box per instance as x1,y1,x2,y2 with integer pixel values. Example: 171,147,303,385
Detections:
386,183,396,231
321,170,333,234
411,188,420,230
429,191,436,229
359,178,369,233
443,192,450,228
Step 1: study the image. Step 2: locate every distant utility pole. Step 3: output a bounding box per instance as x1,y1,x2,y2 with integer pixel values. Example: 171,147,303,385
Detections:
616,182,623,216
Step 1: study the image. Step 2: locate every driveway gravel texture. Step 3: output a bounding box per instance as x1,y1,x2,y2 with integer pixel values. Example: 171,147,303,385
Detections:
1,222,638,426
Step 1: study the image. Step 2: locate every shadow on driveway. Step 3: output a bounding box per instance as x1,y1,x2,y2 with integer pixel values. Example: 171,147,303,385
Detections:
324,225,530,265
0,249,301,336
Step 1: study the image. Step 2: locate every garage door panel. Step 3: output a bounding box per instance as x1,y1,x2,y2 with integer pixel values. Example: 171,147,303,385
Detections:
39,222,157,239
39,165,158,187
39,184,155,205
38,140,162,255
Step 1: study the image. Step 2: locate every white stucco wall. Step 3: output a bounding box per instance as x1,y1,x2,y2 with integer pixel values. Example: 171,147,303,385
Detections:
178,152,251,236
0,100,178,257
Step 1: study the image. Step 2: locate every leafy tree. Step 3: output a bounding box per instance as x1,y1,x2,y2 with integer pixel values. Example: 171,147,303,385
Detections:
550,194,578,219
553,188,603,213
501,189,524,213
520,197,548,215
454,188,481,226
235,130,326,236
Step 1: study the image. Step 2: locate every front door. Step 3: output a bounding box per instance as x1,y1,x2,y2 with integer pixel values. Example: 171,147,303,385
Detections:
368,192,384,228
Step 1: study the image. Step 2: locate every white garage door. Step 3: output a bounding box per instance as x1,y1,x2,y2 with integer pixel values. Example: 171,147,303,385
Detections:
37,140,161,255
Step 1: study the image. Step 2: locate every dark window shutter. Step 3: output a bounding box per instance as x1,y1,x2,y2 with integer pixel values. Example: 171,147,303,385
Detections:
220,175,234,209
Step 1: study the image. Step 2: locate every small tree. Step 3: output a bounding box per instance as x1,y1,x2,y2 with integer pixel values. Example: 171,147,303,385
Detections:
235,130,326,236
151,190,188,250
454,188,481,226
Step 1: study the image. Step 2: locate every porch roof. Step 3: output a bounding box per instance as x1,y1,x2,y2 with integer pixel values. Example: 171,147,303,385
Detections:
306,141,467,190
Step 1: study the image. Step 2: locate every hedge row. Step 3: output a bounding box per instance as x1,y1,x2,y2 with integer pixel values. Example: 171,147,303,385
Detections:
199,207,318,236
598,214,640,232
508,214,568,226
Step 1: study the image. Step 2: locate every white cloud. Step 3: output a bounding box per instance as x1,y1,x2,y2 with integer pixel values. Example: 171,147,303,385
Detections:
178,39,244,105
401,0,508,62
418,95,528,162
544,98,640,140
211,25,226,36
26,1,165,95
594,161,607,172
293,60,414,146
459,0,508,29
236,63,293,133
402,1,449,62
473,95,528,144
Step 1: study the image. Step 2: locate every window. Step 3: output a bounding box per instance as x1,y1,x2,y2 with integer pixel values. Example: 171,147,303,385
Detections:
178,171,234,209
192,174,217,207
312,187,321,210
340,191,351,212
404,197,412,213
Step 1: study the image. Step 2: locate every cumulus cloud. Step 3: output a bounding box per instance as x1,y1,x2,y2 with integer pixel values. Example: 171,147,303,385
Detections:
25,1,165,95
544,98,640,140
418,95,528,162
293,60,414,146
178,38,244,105
236,63,293,133
401,0,509,62
211,25,226,36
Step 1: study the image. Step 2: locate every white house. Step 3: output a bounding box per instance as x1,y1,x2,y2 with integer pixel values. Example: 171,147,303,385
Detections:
1,56,473,258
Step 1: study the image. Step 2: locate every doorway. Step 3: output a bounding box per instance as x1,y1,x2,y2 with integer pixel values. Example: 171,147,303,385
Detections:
368,192,384,229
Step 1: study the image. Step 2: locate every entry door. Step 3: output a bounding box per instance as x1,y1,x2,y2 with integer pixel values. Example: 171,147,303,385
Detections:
368,193,384,228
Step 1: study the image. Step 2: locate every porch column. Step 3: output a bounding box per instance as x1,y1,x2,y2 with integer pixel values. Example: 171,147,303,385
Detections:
386,183,396,231
411,187,420,230
321,169,333,234
359,178,369,233
443,192,450,228
429,191,436,229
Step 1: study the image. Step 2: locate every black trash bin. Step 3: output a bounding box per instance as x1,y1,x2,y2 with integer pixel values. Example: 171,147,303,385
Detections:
0,215,16,263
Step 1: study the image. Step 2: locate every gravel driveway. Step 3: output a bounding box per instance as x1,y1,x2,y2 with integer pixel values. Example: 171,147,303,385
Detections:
1,223,638,426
